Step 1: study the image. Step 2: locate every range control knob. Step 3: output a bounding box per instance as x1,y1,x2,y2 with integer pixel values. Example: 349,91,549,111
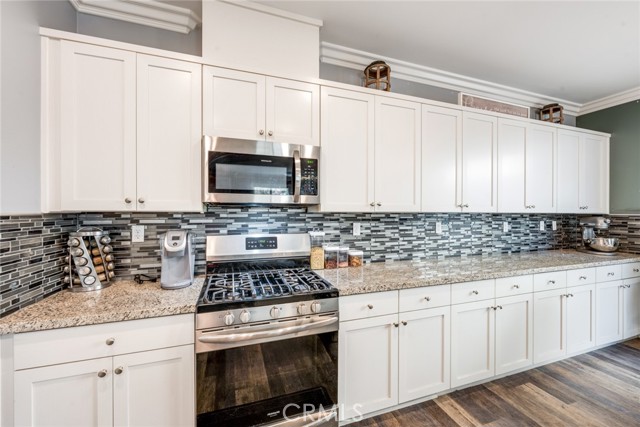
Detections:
297,303,307,315
223,312,235,326
239,310,251,323
310,301,321,313
270,306,281,319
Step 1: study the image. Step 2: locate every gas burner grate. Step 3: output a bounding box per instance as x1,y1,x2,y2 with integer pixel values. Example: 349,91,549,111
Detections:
202,267,333,305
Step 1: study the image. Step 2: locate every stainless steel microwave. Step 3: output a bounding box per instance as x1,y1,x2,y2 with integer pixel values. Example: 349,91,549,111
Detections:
202,136,320,205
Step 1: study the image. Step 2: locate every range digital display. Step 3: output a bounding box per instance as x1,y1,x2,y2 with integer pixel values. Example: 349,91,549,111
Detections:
245,237,278,250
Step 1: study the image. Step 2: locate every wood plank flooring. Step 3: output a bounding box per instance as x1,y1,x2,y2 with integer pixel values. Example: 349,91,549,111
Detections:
352,339,640,427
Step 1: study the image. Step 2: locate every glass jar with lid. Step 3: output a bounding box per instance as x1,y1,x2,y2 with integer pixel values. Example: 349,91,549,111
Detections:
338,246,349,268
324,246,339,269
348,250,364,267
309,231,325,270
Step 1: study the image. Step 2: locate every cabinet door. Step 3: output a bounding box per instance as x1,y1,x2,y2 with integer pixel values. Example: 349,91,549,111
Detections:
461,112,498,212
421,105,462,212
556,129,580,212
526,124,556,212
265,77,319,146
374,97,421,212
137,55,202,212
398,306,450,403
596,281,624,345
320,87,375,212
495,293,533,375
339,314,398,420
623,279,640,338
15,357,113,427
566,284,596,354
497,118,526,213
113,345,195,427
533,288,566,364
202,66,265,140
580,134,609,213
60,41,136,211
451,300,495,388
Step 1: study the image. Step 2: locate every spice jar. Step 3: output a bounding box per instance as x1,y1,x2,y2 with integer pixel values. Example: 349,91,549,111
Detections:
309,231,325,270
348,250,364,267
338,246,349,268
324,246,339,269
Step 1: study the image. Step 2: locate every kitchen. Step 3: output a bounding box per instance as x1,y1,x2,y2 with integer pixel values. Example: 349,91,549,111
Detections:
1,0,640,426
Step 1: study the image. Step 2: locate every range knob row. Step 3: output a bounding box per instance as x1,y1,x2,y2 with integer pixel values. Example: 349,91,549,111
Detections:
223,310,252,325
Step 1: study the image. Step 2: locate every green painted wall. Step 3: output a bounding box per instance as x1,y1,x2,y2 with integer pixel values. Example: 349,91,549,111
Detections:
577,100,640,213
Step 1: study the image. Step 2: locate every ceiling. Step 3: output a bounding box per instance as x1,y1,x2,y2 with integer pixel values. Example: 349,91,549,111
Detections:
253,0,640,105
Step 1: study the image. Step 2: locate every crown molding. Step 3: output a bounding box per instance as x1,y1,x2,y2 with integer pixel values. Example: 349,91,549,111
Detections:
216,0,323,27
321,42,588,116
69,0,201,34
579,86,640,116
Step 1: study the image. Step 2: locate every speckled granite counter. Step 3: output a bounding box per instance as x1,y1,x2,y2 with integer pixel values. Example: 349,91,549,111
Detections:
0,278,204,335
318,250,640,296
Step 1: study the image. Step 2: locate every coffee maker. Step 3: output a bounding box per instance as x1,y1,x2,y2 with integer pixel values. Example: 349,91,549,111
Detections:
160,230,195,289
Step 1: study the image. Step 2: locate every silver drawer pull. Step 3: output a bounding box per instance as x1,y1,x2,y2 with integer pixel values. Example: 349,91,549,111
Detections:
634,268,639,273
548,280,556,285
472,290,479,295
512,285,520,289
424,297,431,302
367,304,374,309
579,276,587,280
106,337,115,346
607,272,615,276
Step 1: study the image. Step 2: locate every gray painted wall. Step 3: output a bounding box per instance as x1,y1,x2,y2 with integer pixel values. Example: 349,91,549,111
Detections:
0,0,77,214
320,62,577,126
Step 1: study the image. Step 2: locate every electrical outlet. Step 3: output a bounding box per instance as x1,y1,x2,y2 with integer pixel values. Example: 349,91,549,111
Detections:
435,221,443,235
132,225,145,243
352,222,361,236
552,220,557,231
503,222,509,233
539,221,545,231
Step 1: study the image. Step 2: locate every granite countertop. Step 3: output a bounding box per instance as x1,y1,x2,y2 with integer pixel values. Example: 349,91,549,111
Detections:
0,278,205,335
319,250,640,296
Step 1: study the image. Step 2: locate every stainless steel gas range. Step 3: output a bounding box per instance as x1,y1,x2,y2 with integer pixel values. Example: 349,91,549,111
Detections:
196,233,339,427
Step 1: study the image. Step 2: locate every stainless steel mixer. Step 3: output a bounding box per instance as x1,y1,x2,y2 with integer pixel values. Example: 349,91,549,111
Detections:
578,216,619,255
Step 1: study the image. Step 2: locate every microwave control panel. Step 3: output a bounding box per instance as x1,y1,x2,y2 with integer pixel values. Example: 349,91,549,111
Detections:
300,158,318,196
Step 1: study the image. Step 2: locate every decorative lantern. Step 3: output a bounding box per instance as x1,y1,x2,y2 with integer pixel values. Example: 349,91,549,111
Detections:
363,60,391,91
539,103,564,124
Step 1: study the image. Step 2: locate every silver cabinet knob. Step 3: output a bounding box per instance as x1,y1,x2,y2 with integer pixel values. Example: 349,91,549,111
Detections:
607,272,615,276
497,305,503,310
579,276,587,280
106,337,115,346
97,370,107,378
401,321,408,326
492,306,498,311
369,202,375,207
633,268,639,273
376,202,382,207
567,294,574,298
513,285,520,289
472,290,479,295
393,322,399,328
268,130,273,136
548,280,556,285
114,367,123,375
138,198,145,204
124,198,132,204
367,304,374,309
259,129,265,135
424,296,431,302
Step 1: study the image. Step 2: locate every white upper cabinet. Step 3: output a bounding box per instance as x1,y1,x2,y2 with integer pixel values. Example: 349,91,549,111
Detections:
203,67,319,145
60,41,137,212
557,129,609,213
374,97,421,212
497,119,556,213
461,112,498,212
421,105,462,212
320,87,375,212
137,55,202,212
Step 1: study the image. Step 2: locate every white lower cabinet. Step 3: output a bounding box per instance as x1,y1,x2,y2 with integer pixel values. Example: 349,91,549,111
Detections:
533,288,566,364
494,293,533,375
596,280,624,345
566,284,596,354
623,278,640,338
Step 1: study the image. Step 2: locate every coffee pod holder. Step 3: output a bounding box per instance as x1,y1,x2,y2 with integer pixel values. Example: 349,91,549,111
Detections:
65,227,115,292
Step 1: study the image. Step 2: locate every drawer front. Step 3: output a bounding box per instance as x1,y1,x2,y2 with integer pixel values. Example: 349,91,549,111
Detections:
495,275,533,298
566,268,596,287
596,265,622,283
399,284,451,312
339,291,398,322
622,262,640,279
533,271,567,292
451,279,495,304
14,314,194,370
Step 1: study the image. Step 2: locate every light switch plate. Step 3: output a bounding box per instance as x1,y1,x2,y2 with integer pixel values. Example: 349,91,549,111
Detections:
132,225,144,243
352,222,361,236
435,221,443,234
539,221,545,231
552,220,557,231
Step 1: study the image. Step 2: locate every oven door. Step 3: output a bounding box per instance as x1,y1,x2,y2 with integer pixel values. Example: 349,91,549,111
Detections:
196,316,338,427
203,136,310,205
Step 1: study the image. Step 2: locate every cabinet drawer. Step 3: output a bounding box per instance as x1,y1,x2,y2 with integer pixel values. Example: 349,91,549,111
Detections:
451,279,495,305
566,268,596,287
596,265,622,282
533,271,567,292
14,314,194,370
399,285,451,312
622,262,640,279
495,275,533,298
339,291,398,322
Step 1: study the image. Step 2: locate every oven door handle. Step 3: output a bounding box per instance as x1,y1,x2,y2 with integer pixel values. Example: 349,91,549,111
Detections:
293,149,301,203
198,316,338,344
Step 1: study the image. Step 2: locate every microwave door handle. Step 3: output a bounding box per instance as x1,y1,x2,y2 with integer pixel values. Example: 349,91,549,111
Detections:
293,149,301,203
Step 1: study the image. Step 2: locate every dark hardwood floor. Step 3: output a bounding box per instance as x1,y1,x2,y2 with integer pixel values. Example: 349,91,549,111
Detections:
352,339,640,427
